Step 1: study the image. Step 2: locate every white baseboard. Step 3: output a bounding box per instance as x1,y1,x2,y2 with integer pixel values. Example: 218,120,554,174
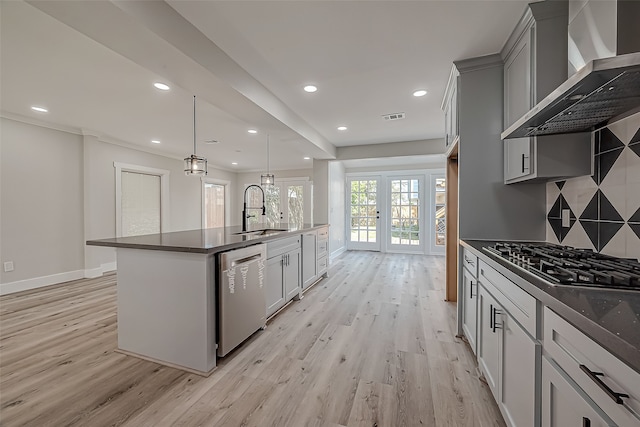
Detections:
1,262,118,295
0,270,85,295
85,261,117,278
330,246,347,260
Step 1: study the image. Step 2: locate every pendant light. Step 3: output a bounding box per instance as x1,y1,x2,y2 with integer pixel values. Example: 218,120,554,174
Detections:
184,95,207,176
260,134,274,186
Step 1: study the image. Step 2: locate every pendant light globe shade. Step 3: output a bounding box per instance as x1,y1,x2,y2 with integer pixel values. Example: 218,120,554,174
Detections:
184,95,208,176
184,154,207,175
261,173,275,186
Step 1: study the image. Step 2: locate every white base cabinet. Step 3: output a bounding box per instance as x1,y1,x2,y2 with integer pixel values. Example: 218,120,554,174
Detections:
478,283,538,427
266,235,301,318
302,231,318,289
461,267,478,354
476,259,540,427
461,248,479,354
460,243,640,427
301,226,329,291
542,357,615,427
544,307,640,427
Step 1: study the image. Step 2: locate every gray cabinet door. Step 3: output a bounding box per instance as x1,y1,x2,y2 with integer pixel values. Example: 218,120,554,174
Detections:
501,312,538,427
504,26,534,182
478,286,501,397
302,232,317,289
542,357,614,427
284,248,301,302
461,268,478,355
266,255,285,317
505,138,532,181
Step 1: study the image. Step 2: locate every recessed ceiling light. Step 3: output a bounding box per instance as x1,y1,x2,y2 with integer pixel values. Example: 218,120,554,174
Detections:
303,85,318,93
151,139,161,144
231,162,238,165
337,126,347,131
154,82,170,91
31,106,48,113
413,89,428,97
303,157,311,160
248,129,258,134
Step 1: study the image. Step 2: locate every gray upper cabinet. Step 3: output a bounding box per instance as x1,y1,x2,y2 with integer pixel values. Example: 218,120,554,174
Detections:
502,1,592,184
442,66,460,151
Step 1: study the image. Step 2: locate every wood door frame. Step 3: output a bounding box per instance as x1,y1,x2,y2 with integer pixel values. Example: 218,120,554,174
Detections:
445,144,459,302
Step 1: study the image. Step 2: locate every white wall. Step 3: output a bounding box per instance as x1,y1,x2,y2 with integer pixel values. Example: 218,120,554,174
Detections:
328,161,346,258
1,118,84,285
1,117,237,293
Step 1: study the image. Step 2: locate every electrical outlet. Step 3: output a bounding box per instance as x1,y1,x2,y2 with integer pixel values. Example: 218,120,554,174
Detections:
562,209,570,228
4,261,14,272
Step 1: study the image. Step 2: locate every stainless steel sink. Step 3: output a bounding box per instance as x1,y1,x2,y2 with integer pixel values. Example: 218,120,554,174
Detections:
233,228,288,236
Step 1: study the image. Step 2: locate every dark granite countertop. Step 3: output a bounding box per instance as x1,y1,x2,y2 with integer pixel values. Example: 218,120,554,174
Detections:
461,239,640,375
86,223,328,255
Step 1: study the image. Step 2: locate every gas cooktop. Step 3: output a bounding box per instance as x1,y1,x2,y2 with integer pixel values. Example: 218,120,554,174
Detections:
483,242,640,291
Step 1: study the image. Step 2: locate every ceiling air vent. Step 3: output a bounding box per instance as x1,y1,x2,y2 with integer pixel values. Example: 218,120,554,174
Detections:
382,112,405,121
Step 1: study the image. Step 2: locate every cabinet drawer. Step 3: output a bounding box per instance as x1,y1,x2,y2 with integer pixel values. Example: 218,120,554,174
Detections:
317,255,328,274
317,240,328,257
267,235,301,259
462,247,478,276
544,307,640,427
478,260,537,337
317,227,329,240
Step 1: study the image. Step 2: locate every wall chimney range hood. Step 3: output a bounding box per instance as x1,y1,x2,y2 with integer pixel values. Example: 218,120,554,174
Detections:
502,52,640,139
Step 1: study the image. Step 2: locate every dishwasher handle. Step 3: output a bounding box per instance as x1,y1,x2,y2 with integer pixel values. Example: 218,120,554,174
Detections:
231,253,263,268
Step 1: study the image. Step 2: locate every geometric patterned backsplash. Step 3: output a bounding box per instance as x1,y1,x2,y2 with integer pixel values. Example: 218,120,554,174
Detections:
546,112,640,260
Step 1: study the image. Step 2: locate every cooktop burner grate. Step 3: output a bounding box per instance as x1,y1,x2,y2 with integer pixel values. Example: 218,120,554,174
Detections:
483,242,640,291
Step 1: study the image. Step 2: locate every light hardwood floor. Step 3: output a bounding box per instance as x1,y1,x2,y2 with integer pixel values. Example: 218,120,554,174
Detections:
0,251,505,427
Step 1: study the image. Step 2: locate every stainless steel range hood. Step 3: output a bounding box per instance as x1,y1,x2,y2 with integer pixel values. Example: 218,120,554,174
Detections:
502,52,640,139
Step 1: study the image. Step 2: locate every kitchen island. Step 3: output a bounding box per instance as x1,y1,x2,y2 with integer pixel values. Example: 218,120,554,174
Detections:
87,223,328,376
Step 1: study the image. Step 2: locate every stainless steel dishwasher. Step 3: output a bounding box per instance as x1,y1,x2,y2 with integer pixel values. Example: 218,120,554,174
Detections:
217,244,267,357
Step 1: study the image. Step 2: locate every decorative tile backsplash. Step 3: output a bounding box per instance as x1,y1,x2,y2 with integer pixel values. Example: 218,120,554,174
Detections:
546,112,640,260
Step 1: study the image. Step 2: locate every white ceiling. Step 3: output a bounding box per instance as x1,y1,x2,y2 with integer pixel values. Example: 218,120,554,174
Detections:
0,0,529,171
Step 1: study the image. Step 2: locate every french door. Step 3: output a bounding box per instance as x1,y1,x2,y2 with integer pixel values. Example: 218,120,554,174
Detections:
248,179,311,227
346,171,442,254
388,176,424,253
347,177,380,251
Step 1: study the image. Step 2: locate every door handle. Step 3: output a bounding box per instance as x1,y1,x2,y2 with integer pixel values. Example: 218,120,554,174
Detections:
579,364,629,404
582,417,590,427
469,281,475,299
521,153,530,173
491,305,502,333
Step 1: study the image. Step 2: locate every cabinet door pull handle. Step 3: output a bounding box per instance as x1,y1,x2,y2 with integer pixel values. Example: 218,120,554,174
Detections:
469,281,475,299
489,304,494,329
579,364,629,404
491,306,502,333
582,417,590,427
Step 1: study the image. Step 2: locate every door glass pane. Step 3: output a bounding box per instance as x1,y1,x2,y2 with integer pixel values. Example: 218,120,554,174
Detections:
121,171,160,237
246,186,266,226
264,185,281,225
287,185,304,226
435,178,446,247
204,183,225,228
390,178,420,246
349,179,377,243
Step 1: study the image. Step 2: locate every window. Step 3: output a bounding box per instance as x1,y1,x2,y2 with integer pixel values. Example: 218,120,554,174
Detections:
114,163,170,237
202,178,230,228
